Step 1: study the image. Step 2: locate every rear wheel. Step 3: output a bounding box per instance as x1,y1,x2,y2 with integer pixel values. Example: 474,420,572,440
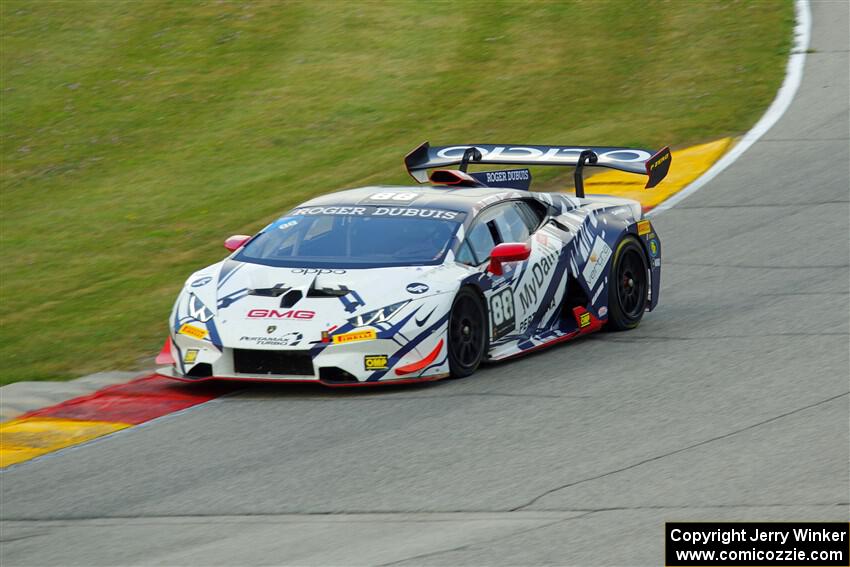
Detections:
448,287,487,378
606,236,649,331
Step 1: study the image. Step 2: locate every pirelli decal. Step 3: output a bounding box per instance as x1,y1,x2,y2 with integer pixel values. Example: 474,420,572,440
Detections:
178,323,208,340
645,146,672,188
333,329,377,344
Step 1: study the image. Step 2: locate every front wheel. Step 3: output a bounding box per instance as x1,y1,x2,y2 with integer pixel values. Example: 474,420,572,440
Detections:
448,287,488,378
605,236,649,331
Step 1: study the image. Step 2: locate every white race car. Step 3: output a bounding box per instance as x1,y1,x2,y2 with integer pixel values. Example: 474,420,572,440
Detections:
156,142,670,385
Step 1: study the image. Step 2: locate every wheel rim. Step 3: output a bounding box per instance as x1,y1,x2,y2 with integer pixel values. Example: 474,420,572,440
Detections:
449,296,485,369
616,248,647,318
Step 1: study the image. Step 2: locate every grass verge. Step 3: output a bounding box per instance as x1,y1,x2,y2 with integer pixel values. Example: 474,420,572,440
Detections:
0,0,793,384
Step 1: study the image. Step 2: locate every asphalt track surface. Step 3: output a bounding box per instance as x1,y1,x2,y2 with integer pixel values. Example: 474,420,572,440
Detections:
2,3,848,565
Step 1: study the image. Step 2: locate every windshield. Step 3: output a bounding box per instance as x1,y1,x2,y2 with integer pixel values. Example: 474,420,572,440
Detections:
235,205,465,268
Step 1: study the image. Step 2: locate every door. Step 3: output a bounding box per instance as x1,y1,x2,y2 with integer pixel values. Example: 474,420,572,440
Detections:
457,200,563,345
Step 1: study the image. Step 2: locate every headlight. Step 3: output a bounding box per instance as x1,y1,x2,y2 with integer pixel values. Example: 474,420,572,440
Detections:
188,293,215,322
347,300,408,328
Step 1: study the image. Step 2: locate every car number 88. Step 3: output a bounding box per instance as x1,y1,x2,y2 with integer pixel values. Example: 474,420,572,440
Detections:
491,290,514,326
370,192,417,201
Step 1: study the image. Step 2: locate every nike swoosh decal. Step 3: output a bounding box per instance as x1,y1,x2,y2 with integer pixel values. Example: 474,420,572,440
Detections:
415,306,437,327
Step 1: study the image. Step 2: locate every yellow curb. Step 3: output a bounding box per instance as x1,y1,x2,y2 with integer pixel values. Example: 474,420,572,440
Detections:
584,137,734,210
0,417,131,468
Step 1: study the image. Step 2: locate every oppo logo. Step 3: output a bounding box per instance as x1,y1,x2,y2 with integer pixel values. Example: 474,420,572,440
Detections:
291,268,346,275
435,146,650,164
246,309,315,319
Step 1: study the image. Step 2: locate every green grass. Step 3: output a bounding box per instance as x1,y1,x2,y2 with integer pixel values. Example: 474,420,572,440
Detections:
0,0,793,384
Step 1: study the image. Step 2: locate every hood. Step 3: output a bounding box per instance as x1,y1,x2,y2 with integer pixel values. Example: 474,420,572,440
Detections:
183,260,467,347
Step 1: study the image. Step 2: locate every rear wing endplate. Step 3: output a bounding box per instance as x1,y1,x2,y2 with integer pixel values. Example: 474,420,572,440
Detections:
404,142,671,196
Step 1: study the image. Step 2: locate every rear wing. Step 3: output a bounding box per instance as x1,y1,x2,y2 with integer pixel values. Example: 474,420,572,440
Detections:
404,142,671,197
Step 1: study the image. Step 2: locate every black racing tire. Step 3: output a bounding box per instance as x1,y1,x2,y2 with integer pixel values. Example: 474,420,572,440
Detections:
447,287,488,378
605,236,649,332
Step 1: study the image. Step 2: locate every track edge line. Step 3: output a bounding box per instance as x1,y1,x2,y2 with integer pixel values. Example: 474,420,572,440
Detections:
648,0,812,217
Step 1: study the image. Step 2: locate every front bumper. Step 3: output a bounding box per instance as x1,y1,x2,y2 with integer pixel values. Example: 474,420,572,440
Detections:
156,364,447,387
162,332,449,386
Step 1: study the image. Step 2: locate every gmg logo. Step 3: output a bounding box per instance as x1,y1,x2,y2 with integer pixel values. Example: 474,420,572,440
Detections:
246,309,315,319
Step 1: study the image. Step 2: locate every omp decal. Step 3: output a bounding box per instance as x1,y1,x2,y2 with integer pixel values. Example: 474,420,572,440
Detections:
184,349,199,363
364,355,389,371
582,236,613,290
490,287,516,340
332,329,377,344
573,307,602,333
178,323,208,340
637,220,652,235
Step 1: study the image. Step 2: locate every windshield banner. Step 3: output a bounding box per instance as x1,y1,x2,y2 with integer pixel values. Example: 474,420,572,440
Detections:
290,206,464,221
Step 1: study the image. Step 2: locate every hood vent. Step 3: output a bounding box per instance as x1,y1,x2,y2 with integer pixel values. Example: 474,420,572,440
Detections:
307,277,350,298
250,284,290,297
280,289,303,308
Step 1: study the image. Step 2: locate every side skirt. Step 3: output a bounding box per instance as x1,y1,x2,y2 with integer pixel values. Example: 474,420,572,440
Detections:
487,307,604,362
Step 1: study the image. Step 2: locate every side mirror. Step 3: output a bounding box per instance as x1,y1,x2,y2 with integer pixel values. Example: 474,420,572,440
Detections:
224,234,251,252
487,242,531,276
